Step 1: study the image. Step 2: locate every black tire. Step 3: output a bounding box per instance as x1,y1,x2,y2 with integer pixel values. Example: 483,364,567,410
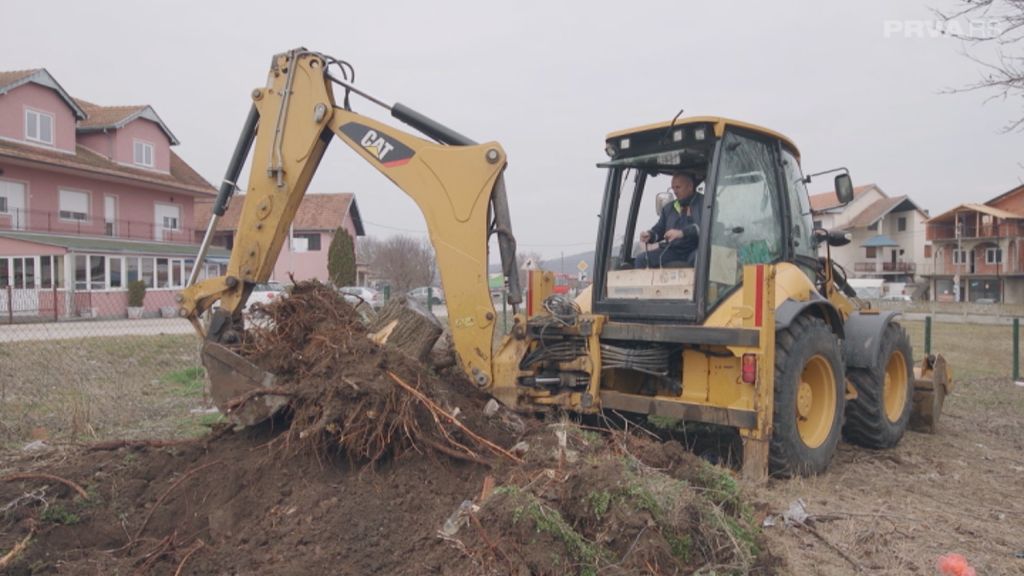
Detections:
843,322,914,449
770,315,846,477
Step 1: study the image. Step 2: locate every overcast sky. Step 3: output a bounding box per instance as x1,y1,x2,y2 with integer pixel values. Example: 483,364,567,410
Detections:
3,0,1022,260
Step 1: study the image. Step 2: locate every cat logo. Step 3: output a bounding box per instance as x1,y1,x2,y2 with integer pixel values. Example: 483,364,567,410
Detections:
360,130,395,161
338,122,415,167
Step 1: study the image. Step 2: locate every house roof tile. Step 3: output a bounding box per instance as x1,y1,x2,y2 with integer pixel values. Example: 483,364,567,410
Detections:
74,99,180,144
845,195,919,229
0,68,87,119
194,193,365,235
808,184,875,212
0,137,214,196
927,203,1023,223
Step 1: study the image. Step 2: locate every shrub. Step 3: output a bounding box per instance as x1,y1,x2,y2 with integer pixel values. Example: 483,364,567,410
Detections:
127,280,147,307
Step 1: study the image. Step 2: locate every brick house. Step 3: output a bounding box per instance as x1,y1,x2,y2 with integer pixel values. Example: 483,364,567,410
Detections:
925,183,1024,303
194,193,365,285
0,68,223,319
810,183,931,286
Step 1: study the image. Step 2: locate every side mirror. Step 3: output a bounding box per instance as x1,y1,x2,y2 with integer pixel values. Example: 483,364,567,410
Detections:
835,173,854,204
655,191,673,215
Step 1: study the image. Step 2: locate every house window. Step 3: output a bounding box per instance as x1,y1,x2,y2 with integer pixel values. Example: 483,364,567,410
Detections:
25,109,54,145
133,140,154,167
292,232,322,251
0,197,6,213
986,248,1002,264
74,255,88,290
812,220,822,230
126,257,140,283
39,255,63,289
59,189,89,221
898,217,907,232
156,258,170,288
953,249,968,264
154,203,181,240
89,256,106,290
865,247,877,258
141,258,155,288
109,257,123,288
924,245,932,258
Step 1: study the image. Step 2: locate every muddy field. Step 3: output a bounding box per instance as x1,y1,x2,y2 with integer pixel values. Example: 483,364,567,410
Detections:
1,288,1022,574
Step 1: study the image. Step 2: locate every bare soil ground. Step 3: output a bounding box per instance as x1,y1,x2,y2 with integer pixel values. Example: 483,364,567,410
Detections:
1,302,1021,574
756,321,1024,575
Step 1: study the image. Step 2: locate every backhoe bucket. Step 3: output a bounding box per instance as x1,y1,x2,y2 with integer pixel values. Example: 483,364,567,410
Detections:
908,354,952,433
202,342,287,427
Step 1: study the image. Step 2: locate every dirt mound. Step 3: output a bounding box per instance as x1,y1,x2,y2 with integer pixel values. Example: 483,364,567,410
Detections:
0,282,780,575
238,282,516,465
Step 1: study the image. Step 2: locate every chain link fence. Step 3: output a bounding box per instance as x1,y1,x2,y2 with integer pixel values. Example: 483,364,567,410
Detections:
0,287,209,450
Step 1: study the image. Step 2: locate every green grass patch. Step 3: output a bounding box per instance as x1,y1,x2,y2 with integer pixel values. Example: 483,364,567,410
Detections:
163,366,206,397
505,487,608,574
41,504,80,525
178,411,225,438
587,490,612,519
667,533,693,563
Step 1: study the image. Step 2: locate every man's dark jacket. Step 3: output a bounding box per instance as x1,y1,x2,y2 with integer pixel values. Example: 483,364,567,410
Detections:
647,193,704,257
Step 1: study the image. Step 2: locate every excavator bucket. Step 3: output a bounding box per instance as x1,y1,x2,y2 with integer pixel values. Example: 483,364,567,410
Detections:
202,342,287,427
908,354,952,433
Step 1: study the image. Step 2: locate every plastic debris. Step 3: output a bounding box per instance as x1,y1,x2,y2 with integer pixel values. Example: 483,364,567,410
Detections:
511,441,530,457
440,500,479,537
483,399,500,417
936,553,976,576
762,499,810,528
783,499,809,526
21,440,48,452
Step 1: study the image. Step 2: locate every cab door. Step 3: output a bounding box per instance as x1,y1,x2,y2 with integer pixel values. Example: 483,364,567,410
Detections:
703,129,786,310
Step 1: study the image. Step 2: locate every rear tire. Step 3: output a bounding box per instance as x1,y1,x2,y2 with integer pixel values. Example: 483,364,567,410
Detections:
770,315,845,477
843,322,914,448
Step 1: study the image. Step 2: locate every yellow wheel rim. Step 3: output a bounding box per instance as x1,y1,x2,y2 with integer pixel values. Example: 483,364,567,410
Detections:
883,350,908,422
797,355,837,449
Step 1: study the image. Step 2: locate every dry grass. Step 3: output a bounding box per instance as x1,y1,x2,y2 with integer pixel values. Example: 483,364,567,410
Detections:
757,319,1024,575
0,334,212,450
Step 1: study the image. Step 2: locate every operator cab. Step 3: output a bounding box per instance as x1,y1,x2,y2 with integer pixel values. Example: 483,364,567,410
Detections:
593,117,816,323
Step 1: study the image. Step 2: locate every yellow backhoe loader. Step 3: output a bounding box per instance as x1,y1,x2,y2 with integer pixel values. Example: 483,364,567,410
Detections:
179,48,951,478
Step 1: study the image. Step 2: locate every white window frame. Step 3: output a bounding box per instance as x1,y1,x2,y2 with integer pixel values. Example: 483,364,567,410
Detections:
58,188,90,222
25,108,55,145
104,194,118,237
986,247,1002,264
154,202,181,241
133,139,155,168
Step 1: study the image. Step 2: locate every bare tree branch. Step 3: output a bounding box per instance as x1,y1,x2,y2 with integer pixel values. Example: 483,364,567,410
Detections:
934,0,1024,131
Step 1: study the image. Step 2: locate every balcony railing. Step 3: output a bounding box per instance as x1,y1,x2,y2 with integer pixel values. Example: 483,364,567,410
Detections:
882,261,915,272
0,207,198,244
928,220,1024,241
854,261,917,274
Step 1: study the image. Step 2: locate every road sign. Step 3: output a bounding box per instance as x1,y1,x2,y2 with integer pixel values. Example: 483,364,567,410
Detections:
577,260,588,272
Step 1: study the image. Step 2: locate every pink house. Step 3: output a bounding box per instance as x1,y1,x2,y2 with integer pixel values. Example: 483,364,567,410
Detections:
0,68,225,320
194,193,365,285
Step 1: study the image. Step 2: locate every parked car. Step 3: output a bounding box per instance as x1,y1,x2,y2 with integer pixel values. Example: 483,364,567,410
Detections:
338,286,384,310
407,286,444,306
244,281,288,317
881,294,912,302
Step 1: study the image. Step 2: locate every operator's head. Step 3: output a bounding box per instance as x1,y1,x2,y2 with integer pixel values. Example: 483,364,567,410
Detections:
671,172,696,202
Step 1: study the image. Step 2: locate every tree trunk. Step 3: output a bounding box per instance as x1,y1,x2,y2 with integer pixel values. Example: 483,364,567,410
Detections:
367,296,443,362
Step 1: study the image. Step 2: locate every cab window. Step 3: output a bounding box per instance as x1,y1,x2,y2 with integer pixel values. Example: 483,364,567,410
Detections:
706,131,783,307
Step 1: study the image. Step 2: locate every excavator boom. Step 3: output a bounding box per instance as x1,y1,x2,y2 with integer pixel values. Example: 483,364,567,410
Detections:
179,49,520,418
